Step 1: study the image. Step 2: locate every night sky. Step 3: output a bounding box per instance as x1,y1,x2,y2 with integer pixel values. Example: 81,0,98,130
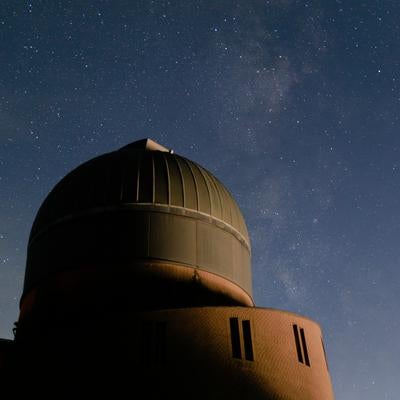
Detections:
0,1,399,398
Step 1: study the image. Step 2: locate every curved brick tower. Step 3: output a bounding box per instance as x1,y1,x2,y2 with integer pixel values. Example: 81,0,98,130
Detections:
2,139,335,399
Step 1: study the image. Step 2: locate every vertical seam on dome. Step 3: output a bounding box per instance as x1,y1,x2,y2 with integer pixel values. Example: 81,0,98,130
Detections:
220,184,233,226
197,164,213,215
185,159,200,210
207,173,223,220
163,153,171,205
175,157,186,208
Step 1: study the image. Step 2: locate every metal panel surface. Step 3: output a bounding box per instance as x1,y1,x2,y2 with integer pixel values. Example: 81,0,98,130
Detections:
149,213,196,266
138,153,153,203
166,154,184,207
177,157,198,210
189,162,211,215
154,153,169,204
197,221,233,279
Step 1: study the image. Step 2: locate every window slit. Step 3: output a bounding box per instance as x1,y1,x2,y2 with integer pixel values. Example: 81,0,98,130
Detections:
292,324,304,364
300,328,310,367
242,320,254,361
229,317,242,359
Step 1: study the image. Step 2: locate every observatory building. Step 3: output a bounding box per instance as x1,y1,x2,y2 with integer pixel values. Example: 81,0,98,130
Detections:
0,139,334,399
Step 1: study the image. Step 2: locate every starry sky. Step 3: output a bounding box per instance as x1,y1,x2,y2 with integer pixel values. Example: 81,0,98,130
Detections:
0,1,399,398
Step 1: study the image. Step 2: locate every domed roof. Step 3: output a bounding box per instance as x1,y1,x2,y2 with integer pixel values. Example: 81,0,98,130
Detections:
30,138,249,245
23,139,252,307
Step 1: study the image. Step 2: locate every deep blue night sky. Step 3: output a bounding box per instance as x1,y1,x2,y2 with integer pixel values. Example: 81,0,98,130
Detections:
1,1,399,398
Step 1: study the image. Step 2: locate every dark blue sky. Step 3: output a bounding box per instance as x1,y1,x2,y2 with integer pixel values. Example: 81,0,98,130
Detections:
1,1,399,398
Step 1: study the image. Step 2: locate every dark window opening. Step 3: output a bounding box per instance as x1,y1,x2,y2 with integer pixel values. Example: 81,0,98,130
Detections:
292,324,304,364
229,317,242,359
300,328,310,367
293,324,311,367
242,320,254,361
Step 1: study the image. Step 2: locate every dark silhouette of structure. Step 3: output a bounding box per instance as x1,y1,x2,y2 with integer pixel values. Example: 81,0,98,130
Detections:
0,139,334,399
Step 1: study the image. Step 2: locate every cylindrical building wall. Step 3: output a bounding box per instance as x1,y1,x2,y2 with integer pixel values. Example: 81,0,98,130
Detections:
15,307,334,400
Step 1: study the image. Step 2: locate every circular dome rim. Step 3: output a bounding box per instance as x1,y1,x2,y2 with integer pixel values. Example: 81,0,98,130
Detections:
30,140,250,246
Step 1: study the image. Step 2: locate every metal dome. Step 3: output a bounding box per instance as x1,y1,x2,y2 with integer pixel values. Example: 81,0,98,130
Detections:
22,139,252,309
30,138,249,243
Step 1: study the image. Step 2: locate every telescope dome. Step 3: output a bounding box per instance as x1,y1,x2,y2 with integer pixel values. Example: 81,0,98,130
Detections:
21,139,253,315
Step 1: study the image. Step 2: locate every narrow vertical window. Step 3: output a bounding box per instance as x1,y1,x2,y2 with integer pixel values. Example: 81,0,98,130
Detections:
292,324,304,363
242,320,254,361
300,328,310,367
229,317,242,359
293,324,311,367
